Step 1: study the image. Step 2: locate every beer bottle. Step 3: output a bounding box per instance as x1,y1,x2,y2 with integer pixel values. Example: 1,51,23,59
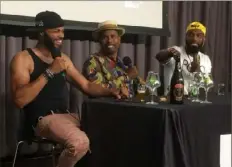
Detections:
170,55,184,104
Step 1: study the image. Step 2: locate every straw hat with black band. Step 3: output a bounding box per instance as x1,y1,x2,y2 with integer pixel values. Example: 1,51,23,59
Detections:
92,20,125,41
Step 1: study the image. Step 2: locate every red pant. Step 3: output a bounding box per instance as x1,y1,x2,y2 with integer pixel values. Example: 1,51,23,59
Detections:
35,113,89,167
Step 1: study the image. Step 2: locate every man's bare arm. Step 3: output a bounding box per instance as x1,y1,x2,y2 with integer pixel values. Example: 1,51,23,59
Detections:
10,52,48,108
63,55,120,98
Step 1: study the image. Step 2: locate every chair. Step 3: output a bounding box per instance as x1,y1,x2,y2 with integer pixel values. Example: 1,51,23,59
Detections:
12,111,58,167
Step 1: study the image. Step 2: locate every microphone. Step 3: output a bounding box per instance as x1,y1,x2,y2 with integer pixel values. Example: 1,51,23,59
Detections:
187,44,200,72
123,56,133,68
122,56,145,84
51,47,66,77
193,54,200,65
51,47,62,59
190,44,200,54
122,56,136,97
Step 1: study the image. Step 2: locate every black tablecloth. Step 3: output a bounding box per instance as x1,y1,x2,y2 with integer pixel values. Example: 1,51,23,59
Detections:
80,95,231,167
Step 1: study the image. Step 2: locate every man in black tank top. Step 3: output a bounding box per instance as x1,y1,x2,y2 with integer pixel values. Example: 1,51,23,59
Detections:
10,11,121,167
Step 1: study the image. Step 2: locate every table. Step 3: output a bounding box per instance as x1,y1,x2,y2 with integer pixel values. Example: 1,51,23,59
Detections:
80,95,231,167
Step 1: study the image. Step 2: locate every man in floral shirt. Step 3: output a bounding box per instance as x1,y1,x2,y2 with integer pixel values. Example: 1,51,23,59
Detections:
83,20,140,97
83,53,130,89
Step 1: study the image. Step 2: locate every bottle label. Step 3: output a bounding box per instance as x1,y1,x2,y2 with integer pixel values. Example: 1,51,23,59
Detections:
173,84,184,101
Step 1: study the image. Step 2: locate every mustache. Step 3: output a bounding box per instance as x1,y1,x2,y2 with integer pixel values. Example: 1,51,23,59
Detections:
53,37,64,41
186,41,203,54
43,33,62,53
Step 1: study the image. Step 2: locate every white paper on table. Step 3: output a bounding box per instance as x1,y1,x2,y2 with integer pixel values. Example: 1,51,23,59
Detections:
220,134,231,167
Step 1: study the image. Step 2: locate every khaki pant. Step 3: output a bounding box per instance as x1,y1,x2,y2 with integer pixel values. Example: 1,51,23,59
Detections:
35,113,89,167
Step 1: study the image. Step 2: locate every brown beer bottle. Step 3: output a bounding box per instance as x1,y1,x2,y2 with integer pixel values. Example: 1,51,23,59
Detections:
170,55,184,104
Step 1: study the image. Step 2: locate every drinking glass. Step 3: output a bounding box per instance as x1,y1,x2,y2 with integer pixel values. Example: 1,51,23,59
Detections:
217,83,225,96
192,72,204,102
188,81,198,101
137,84,146,102
201,73,214,104
145,71,161,105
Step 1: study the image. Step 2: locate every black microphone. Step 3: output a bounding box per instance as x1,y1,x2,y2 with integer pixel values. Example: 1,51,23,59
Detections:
123,56,145,85
122,56,141,97
191,44,200,54
190,44,201,71
51,47,61,58
43,32,65,77
123,56,141,79
51,47,66,77
123,56,133,68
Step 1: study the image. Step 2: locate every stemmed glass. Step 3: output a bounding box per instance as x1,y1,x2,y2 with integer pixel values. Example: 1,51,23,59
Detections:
188,81,197,101
145,71,161,105
201,73,214,103
192,72,204,102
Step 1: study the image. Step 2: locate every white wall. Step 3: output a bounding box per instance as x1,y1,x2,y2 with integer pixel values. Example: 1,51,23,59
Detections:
0,1,163,29
220,134,231,167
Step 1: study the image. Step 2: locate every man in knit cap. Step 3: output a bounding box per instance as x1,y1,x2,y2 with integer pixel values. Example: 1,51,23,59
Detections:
156,21,212,95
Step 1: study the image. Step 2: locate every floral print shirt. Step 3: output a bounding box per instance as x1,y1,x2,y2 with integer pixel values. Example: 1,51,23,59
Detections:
82,53,131,90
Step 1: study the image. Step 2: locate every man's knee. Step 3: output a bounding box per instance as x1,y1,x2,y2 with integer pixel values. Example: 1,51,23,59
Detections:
66,133,90,157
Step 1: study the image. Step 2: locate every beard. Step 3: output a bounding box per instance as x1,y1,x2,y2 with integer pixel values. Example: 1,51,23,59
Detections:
104,48,116,55
43,32,61,58
101,44,118,55
185,40,204,54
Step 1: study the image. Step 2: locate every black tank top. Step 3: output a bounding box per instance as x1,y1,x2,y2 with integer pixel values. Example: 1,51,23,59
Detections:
23,48,69,126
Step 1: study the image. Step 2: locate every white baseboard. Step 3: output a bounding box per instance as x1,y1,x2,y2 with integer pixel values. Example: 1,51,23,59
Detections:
220,134,231,167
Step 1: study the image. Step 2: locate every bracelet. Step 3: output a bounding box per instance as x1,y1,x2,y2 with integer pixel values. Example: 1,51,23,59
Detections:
43,68,54,81
46,69,54,78
42,73,49,81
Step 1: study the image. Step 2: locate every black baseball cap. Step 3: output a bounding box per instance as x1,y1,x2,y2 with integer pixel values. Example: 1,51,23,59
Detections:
27,11,64,32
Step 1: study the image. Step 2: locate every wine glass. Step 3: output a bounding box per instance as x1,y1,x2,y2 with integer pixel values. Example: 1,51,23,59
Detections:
137,84,146,102
192,72,204,102
188,81,197,101
201,73,214,104
145,71,161,105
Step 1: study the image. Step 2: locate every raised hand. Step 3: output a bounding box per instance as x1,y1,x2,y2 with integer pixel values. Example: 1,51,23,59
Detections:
49,57,67,74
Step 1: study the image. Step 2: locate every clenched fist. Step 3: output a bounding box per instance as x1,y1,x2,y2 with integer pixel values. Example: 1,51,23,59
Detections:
120,86,129,99
126,66,138,79
110,88,121,99
49,57,67,74
167,48,181,59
